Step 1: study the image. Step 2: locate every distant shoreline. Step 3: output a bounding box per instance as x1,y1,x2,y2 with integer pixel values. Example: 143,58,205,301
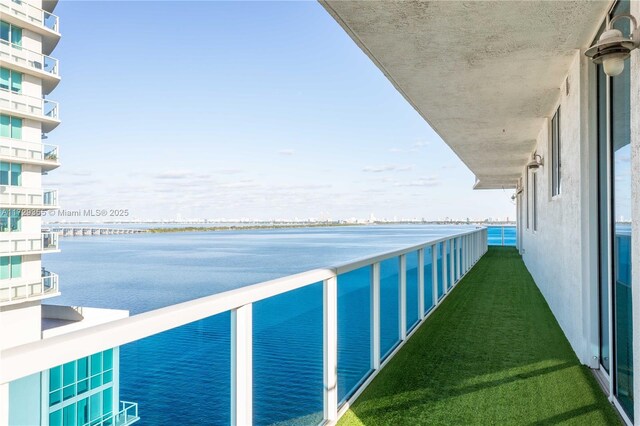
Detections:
143,222,516,234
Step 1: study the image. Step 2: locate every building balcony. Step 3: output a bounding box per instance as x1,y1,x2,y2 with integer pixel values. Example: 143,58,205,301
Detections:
0,230,619,424
0,138,60,171
0,231,59,255
0,269,58,306
337,247,619,425
0,186,58,209
114,401,140,426
0,89,60,132
0,39,60,94
0,0,60,55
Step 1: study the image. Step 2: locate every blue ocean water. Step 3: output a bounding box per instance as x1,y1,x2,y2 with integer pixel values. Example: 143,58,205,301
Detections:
44,225,477,425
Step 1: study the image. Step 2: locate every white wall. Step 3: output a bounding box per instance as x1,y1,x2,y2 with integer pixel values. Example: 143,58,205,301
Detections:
518,51,599,366
0,301,41,350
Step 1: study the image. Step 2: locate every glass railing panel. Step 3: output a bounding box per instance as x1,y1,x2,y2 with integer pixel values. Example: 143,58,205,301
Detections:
436,243,444,300
446,240,452,290
452,239,458,283
119,312,230,425
487,226,517,247
380,257,399,360
456,238,464,279
337,266,371,403
615,230,633,417
405,251,419,331
423,246,434,314
253,282,323,426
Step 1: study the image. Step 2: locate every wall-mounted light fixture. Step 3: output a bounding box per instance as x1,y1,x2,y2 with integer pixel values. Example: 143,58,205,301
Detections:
585,14,640,76
527,153,543,170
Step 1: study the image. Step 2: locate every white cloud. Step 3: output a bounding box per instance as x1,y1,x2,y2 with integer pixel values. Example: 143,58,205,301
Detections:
394,177,440,187
278,149,295,156
362,164,413,173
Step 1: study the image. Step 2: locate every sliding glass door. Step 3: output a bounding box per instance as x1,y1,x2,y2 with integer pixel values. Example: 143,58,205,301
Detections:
597,0,633,419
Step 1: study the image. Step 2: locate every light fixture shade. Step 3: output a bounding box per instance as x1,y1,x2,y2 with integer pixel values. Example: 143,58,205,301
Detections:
585,25,639,76
603,55,626,76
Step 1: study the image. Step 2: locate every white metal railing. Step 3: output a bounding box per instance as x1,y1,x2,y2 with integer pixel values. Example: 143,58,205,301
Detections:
0,231,58,253
0,137,60,166
0,228,488,425
0,186,58,209
0,39,60,77
0,0,60,33
81,401,139,426
0,270,58,305
0,88,59,121
115,401,140,426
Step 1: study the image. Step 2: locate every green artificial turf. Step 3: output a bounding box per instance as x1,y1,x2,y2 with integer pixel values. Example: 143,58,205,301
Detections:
339,247,621,426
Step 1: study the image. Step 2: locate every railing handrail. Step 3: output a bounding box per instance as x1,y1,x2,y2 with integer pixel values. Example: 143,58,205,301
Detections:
332,227,483,274
0,227,486,384
0,38,60,75
0,137,60,162
0,0,60,33
0,87,59,106
0,271,59,304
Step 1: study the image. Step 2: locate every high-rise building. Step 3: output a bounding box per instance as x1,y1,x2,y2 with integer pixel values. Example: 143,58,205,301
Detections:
0,1,138,424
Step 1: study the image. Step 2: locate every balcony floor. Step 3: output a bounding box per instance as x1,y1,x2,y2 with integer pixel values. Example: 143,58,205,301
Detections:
339,247,620,425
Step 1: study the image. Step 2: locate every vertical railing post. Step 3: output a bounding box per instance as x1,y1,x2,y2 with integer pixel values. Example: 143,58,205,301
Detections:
370,264,380,370
399,255,407,341
432,245,438,305
323,276,338,423
418,249,425,319
231,304,253,426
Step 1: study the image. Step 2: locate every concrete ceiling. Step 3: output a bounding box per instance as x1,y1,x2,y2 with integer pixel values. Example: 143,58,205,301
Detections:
321,1,610,189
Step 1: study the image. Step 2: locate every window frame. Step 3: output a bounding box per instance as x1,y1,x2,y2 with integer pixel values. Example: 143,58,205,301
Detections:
551,107,562,198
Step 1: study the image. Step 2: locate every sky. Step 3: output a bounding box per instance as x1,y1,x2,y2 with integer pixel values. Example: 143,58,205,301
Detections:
47,1,516,222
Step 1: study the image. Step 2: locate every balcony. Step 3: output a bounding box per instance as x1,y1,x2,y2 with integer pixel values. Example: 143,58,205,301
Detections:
0,138,60,171
0,39,60,94
0,186,58,209
0,89,60,132
337,247,619,425
0,269,58,306
0,0,60,55
114,401,140,426
0,231,59,255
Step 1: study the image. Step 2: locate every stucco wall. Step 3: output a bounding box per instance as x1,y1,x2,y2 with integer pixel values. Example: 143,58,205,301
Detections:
519,52,596,366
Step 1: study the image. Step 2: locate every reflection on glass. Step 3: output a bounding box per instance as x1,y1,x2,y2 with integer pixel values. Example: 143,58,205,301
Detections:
120,313,231,425
423,246,434,314
406,251,419,331
611,0,633,417
337,267,371,403
254,282,323,425
380,257,400,360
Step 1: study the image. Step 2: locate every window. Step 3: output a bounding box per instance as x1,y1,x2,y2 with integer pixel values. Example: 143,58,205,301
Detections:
532,172,538,231
0,68,22,93
551,107,561,196
0,255,21,279
0,21,22,46
0,209,21,232
48,350,116,426
0,162,21,186
0,115,22,139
